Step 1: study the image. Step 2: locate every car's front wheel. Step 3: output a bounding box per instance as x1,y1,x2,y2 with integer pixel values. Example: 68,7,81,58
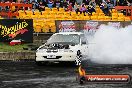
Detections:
75,50,82,66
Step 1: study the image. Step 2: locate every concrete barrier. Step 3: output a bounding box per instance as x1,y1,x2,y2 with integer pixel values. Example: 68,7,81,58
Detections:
0,51,35,60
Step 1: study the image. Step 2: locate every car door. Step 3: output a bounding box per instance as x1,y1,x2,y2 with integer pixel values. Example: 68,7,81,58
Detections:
80,34,89,57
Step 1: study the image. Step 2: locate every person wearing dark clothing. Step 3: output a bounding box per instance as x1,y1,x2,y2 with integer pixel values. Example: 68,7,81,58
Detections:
42,0,48,7
75,5,81,14
32,1,38,12
118,0,127,6
74,3,81,14
63,1,69,11
38,1,45,13
13,0,16,2
95,0,102,6
105,0,113,9
53,0,61,8
83,0,89,5
60,0,64,7
69,0,76,7
100,2,111,16
87,5,95,15
87,0,96,15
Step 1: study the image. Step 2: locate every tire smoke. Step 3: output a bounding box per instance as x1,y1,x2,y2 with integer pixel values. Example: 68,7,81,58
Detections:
87,24,132,64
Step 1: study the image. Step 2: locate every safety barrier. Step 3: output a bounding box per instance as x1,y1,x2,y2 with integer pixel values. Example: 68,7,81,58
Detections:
115,6,132,20
0,3,32,18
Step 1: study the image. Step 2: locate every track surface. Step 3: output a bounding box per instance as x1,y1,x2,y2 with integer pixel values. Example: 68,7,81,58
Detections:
0,60,132,88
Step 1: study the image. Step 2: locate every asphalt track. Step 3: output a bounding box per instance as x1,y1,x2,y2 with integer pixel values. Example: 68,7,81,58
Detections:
0,60,132,88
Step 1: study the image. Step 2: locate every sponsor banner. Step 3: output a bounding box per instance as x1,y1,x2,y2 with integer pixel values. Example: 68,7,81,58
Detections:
0,19,33,43
84,21,99,30
107,22,121,29
55,21,132,32
85,74,130,83
78,66,131,84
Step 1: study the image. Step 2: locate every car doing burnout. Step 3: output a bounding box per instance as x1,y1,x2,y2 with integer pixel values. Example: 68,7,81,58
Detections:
35,32,88,65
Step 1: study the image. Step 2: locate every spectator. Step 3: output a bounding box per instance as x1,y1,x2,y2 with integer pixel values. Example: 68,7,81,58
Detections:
80,3,87,15
83,0,90,5
111,0,117,7
38,1,45,13
47,0,54,8
21,0,29,10
5,1,10,11
102,0,115,8
118,0,127,6
74,2,78,10
31,1,38,12
54,0,61,8
69,0,76,7
63,0,69,11
88,0,96,14
60,0,64,7
41,0,48,7
95,0,102,6
75,5,81,14
102,0,107,4
67,3,73,11
76,0,83,5
100,2,111,16
105,0,113,9
0,0,4,11
89,0,96,9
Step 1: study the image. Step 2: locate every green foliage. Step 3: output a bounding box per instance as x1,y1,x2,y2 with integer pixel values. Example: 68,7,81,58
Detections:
0,43,28,52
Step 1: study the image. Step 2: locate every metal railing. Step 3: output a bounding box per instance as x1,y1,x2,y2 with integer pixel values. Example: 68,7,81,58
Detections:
115,6,132,20
0,3,32,18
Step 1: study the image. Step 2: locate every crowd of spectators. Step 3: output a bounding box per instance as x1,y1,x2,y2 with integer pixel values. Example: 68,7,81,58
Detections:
0,0,132,16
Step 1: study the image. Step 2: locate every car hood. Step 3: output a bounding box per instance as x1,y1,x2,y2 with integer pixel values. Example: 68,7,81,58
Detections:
37,43,79,52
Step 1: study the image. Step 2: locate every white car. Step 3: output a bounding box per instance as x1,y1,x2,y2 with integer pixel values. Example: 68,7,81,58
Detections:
35,32,88,65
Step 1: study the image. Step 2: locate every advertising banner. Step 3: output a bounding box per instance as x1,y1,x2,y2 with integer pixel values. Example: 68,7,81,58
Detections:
0,19,33,43
55,20,132,32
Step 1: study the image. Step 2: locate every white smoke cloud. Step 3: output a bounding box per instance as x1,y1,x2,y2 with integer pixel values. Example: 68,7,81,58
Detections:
87,24,132,64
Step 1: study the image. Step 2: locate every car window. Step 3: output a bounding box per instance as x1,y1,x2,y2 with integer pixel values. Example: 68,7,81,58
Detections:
80,34,87,44
47,34,80,45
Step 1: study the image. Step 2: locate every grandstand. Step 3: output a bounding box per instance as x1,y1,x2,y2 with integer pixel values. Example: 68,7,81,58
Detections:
17,7,131,33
